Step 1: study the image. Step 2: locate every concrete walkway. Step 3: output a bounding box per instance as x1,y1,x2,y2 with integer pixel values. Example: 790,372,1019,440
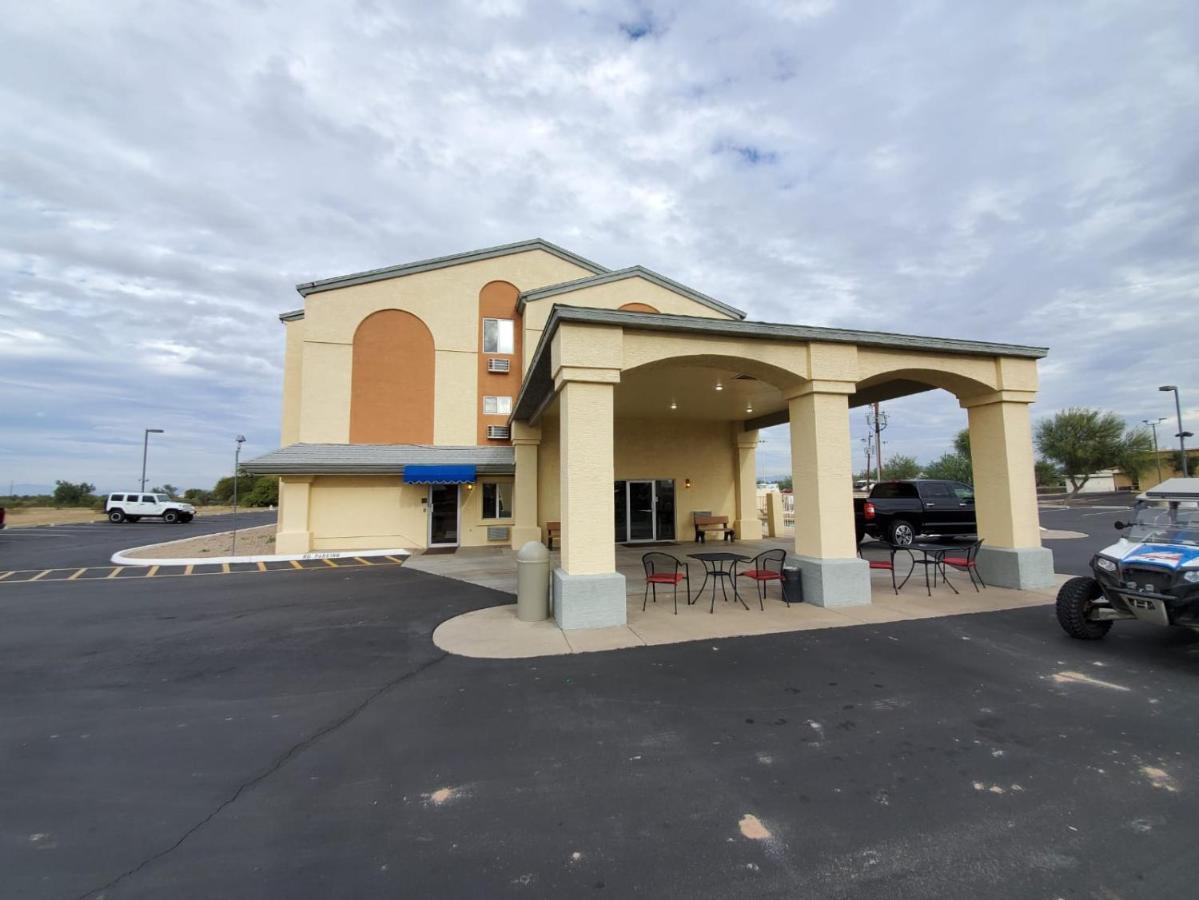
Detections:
413,540,1065,659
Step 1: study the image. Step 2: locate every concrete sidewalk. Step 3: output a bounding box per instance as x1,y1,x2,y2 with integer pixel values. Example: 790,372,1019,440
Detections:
415,541,1065,659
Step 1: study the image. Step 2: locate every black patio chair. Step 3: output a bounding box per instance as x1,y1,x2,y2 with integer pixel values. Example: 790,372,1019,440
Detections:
858,543,915,595
736,548,787,609
642,552,691,614
942,539,986,591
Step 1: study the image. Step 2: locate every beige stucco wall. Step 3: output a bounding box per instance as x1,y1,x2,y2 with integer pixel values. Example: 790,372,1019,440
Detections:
291,249,595,445
280,319,304,445
536,414,739,541
523,275,738,368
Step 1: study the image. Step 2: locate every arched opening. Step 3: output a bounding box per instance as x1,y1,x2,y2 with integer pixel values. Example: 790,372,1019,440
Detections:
350,309,435,444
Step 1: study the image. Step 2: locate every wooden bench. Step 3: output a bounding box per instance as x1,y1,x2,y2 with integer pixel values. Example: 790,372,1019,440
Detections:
693,514,736,543
545,521,561,550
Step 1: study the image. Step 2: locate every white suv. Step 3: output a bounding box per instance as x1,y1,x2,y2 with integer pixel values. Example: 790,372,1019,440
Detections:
105,492,196,524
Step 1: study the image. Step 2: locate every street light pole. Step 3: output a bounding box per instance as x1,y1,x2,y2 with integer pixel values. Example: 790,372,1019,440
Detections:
232,435,246,556
140,428,164,492
1142,417,1166,485
1159,386,1189,477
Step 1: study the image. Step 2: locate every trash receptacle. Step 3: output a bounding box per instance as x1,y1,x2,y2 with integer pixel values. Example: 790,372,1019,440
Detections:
782,566,803,605
515,541,550,621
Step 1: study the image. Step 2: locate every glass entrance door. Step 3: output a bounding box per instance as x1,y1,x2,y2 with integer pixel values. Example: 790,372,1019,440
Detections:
428,484,460,546
614,480,676,542
627,481,655,541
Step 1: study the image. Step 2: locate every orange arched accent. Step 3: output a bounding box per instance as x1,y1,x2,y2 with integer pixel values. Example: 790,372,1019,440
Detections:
350,310,435,444
619,302,659,313
478,281,522,444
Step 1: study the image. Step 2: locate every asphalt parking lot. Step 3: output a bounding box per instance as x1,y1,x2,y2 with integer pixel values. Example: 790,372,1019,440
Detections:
2,496,1196,899
0,511,277,571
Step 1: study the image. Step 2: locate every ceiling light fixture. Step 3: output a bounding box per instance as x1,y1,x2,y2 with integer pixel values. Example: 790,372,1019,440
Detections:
715,381,723,391
746,403,753,414
670,400,678,410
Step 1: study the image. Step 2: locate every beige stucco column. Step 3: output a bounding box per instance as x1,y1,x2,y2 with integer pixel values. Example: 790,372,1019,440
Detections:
550,322,626,629
510,422,542,549
734,427,763,541
963,391,1054,588
765,491,786,537
275,475,314,555
786,381,871,606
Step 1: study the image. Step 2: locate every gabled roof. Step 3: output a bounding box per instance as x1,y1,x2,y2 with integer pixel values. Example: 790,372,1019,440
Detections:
242,443,514,475
517,266,746,320
294,238,608,298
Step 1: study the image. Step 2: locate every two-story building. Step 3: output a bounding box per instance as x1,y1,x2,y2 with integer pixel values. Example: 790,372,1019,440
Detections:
244,239,1053,629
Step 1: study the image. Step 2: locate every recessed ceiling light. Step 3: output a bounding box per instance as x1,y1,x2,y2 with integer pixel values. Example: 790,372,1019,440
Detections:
670,400,678,410
715,381,723,391
746,404,753,414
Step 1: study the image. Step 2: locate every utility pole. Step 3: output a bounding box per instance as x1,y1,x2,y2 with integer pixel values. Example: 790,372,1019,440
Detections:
231,435,246,556
867,404,888,481
1159,385,1190,477
1143,418,1166,485
140,428,164,492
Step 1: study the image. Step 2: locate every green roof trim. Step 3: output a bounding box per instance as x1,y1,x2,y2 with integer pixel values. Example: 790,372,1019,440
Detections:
517,266,746,320
294,238,608,298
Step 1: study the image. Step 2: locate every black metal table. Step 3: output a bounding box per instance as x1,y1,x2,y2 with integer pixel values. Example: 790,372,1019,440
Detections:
903,542,972,596
688,552,750,613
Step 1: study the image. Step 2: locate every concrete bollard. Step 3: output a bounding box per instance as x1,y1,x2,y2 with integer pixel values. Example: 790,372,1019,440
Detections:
515,541,550,621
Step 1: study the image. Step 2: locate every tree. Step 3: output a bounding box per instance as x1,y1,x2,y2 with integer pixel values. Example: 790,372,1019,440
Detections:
774,476,792,491
53,480,96,507
151,483,180,498
883,454,921,480
1112,429,1155,488
243,477,279,507
922,452,973,484
1035,408,1143,496
211,473,256,504
1035,459,1063,487
952,428,971,461
183,488,213,504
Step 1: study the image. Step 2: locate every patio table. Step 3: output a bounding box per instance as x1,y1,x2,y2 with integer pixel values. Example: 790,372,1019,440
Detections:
902,542,973,596
688,551,750,613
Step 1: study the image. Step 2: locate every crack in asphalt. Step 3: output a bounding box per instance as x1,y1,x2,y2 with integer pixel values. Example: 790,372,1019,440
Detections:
74,652,448,900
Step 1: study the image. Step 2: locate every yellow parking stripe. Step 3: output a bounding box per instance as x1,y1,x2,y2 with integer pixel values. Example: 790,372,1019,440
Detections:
321,558,338,567
257,561,267,572
221,562,230,574
289,560,303,569
106,567,123,579
354,557,373,566
68,568,87,580
0,571,13,581
147,565,159,577
29,570,51,581
386,555,406,564
184,564,194,576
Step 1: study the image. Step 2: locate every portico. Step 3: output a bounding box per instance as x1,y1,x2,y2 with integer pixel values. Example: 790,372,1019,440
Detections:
511,306,1051,630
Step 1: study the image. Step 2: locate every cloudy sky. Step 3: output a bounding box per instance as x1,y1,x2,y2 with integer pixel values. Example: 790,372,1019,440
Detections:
2,0,1196,492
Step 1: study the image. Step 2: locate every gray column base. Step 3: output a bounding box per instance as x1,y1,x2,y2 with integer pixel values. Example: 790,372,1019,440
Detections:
787,555,872,607
553,568,627,630
976,546,1055,590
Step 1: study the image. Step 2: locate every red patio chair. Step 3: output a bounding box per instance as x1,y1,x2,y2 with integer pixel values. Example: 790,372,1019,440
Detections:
942,539,985,591
736,549,787,609
859,543,914,595
642,552,691,614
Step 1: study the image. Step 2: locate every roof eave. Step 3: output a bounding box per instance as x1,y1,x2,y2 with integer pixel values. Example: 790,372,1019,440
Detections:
516,266,747,320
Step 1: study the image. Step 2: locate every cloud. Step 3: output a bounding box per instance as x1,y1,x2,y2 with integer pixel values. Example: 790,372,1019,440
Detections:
1,0,1196,491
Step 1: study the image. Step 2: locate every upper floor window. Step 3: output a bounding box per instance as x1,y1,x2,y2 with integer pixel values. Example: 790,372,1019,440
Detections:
483,318,514,354
483,396,513,416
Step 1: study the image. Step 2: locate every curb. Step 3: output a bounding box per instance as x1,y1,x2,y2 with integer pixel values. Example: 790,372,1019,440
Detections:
111,529,410,568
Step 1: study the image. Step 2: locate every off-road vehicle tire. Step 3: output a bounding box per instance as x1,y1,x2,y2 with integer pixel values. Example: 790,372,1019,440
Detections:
1056,576,1112,640
181,513,194,523
163,510,180,524
108,510,126,524
888,519,915,546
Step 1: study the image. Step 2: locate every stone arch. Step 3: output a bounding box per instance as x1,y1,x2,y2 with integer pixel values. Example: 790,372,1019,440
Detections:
618,302,660,314
620,333,810,394
350,309,435,443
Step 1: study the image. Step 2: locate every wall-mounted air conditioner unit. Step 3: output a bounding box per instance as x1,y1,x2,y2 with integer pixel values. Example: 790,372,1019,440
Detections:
487,358,510,373
487,425,511,440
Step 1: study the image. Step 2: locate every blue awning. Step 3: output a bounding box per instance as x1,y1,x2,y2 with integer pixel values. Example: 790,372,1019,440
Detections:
403,464,477,485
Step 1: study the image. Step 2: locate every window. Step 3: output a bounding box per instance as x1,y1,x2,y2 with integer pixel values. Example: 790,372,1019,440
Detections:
482,482,513,519
872,482,918,499
142,495,156,503
111,494,124,502
483,396,512,416
921,483,952,498
951,483,975,501
482,318,514,354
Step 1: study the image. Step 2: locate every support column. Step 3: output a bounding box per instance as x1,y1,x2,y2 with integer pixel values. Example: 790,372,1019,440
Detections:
788,382,871,606
275,475,314,555
766,491,785,538
510,422,542,549
964,392,1054,589
734,427,762,541
554,378,626,628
